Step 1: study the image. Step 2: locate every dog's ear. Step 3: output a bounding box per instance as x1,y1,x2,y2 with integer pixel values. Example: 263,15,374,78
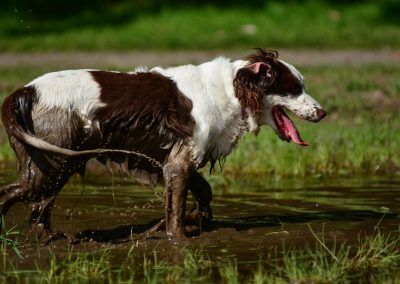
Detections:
233,60,278,116
245,61,276,89
234,63,268,117
246,62,271,77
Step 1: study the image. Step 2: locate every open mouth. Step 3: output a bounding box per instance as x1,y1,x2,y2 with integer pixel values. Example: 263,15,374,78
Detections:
272,106,309,146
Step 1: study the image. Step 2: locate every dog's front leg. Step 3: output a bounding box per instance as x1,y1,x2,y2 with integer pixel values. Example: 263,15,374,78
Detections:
163,144,194,238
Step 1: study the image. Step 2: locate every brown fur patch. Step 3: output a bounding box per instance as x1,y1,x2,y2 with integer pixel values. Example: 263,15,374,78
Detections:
90,71,196,174
91,71,195,138
233,69,266,116
245,48,279,63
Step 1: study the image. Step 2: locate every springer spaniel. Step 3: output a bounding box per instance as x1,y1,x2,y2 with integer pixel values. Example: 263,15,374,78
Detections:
0,49,326,241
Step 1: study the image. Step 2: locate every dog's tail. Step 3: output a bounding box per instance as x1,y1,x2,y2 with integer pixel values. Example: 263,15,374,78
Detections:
1,86,162,167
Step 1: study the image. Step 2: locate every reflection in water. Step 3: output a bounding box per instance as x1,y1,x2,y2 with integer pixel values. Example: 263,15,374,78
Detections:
1,171,399,265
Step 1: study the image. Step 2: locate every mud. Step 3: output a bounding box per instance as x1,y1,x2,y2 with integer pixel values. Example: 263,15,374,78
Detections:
1,171,400,273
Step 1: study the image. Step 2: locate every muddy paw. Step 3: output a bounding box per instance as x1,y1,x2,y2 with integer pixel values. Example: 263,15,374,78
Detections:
185,208,213,229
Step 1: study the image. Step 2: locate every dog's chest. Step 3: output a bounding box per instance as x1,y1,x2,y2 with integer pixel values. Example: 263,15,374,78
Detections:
205,112,247,162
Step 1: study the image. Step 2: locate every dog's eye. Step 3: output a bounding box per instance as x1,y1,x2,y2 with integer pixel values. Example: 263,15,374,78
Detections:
287,83,303,96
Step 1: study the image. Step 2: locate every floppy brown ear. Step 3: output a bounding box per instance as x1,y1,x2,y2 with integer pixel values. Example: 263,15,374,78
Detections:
245,61,276,90
233,65,266,117
246,62,271,77
233,60,277,116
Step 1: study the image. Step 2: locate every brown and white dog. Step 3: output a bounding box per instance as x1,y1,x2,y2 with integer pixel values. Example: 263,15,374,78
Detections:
0,49,326,241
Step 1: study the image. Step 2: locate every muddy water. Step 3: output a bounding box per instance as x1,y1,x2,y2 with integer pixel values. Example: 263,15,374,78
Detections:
1,171,400,270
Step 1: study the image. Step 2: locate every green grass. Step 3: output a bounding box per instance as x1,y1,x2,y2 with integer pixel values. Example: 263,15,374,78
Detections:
227,118,399,178
1,229,400,283
0,2,400,51
0,63,399,178
0,220,23,274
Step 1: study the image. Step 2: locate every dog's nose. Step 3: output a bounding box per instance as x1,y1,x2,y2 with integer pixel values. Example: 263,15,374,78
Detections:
317,108,327,120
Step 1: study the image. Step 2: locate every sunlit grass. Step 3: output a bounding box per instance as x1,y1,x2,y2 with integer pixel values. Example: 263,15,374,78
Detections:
1,219,23,278
352,230,400,272
219,260,240,284
0,2,399,51
1,229,400,283
250,229,400,283
1,249,117,282
226,118,400,178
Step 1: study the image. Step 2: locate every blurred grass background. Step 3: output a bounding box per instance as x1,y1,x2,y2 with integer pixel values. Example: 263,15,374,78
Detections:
0,0,399,51
0,0,399,178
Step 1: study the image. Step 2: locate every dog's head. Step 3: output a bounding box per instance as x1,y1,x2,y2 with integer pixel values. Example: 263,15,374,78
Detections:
234,48,326,146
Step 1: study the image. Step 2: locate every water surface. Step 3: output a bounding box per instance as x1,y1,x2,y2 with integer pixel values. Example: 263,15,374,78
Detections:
1,171,399,270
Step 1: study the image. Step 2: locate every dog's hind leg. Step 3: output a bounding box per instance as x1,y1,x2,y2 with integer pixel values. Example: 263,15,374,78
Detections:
0,182,26,214
26,197,77,244
26,198,54,240
0,160,77,243
186,172,213,228
21,108,93,243
0,182,32,232
2,140,86,243
0,183,19,199
24,157,87,244
1,106,95,243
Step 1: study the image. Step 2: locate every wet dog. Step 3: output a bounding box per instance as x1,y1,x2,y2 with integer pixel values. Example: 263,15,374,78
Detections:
0,49,326,242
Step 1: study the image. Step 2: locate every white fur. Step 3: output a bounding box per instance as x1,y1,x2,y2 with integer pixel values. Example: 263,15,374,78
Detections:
280,59,304,81
152,57,249,164
26,57,323,166
27,60,250,165
27,70,104,117
262,93,322,123
129,66,149,73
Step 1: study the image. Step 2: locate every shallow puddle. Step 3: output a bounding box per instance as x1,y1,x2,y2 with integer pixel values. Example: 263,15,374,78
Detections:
1,171,400,273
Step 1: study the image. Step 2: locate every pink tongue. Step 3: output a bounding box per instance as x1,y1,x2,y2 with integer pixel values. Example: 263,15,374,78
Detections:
281,113,309,146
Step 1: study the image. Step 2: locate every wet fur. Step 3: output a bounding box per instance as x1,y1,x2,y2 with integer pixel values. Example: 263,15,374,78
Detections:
0,49,326,241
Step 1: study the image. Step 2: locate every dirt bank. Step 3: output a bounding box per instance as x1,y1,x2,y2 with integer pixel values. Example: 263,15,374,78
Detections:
0,49,399,69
